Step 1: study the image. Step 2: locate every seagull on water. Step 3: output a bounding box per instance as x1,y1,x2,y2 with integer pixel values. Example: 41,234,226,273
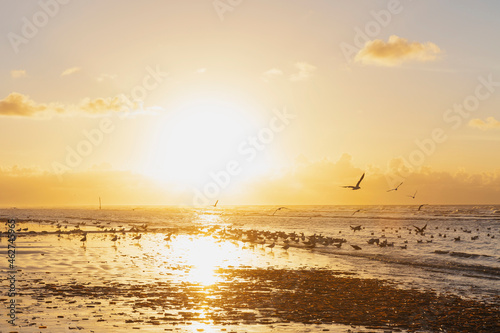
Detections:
341,173,365,190
387,182,403,192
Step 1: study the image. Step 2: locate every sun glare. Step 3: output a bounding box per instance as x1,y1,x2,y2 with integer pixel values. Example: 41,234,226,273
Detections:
154,235,246,286
144,101,254,187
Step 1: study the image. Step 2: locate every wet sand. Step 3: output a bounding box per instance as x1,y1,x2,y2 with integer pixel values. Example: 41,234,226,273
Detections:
1,220,499,332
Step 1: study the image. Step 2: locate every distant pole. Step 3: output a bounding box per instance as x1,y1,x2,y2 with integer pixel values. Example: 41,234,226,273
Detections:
99,197,102,210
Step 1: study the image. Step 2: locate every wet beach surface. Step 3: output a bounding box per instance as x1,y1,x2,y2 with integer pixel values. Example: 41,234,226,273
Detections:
1,217,499,333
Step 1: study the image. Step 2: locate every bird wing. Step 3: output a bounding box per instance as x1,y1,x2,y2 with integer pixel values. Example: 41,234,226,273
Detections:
396,182,403,189
342,186,354,188
356,173,365,187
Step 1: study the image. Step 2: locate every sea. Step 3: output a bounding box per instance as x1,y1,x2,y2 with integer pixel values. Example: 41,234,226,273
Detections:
1,204,499,305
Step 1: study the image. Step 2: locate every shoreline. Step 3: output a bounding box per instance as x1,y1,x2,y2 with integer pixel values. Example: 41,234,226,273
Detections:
7,268,500,332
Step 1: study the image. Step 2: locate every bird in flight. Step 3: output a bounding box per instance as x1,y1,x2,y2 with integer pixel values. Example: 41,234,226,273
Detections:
408,191,417,199
272,207,288,216
341,173,365,190
387,182,403,192
413,223,427,235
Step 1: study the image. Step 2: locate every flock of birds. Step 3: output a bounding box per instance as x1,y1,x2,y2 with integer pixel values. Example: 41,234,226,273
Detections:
342,173,423,205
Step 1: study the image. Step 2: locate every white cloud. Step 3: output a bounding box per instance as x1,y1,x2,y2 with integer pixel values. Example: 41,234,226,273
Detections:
468,117,500,130
290,62,316,81
61,67,81,77
11,70,27,78
355,35,442,67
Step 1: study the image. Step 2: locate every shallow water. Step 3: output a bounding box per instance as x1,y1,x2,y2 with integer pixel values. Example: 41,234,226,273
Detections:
1,205,499,332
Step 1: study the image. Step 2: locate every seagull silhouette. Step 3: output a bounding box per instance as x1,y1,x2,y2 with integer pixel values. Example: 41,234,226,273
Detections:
350,225,362,232
272,207,288,216
418,204,426,211
407,191,417,199
413,223,427,235
341,173,365,190
387,182,403,192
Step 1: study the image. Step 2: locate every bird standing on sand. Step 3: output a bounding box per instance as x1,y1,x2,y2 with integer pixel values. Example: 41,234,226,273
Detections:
111,235,118,242
267,242,275,250
133,234,142,240
350,225,362,232
387,182,403,192
282,244,290,251
80,233,87,242
341,173,365,190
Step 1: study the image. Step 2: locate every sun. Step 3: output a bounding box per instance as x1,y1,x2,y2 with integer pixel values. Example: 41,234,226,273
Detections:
143,100,254,187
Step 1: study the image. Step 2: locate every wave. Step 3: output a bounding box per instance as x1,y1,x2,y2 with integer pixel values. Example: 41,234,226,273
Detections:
310,247,500,279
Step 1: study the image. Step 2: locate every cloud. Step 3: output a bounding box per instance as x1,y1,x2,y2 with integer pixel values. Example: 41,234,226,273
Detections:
468,117,500,130
232,155,500,205
262,68,283,81
355,35,441,67
0,167,179,207
11,70,27,78
0,92,147,117
0,92,51,116
96,73,117,82
78,96,129,114
61,67,81,77
290,62,316,81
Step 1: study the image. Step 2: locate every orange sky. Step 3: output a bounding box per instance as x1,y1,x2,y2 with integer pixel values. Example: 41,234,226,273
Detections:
1,1,499,206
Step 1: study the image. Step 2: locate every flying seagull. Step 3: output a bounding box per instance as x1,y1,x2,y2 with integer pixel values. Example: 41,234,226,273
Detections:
341,173,365,190
413,223,427,235
272,207,288,216
407,191,417,199
387,182,403,192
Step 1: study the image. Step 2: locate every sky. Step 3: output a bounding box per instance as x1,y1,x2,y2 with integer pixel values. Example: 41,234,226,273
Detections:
1,0,500,206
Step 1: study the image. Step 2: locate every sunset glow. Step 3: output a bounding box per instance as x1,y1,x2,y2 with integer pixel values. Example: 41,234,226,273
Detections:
1,1,500,206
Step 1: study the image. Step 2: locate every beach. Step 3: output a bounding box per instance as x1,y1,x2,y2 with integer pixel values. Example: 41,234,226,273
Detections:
1,206,499,332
